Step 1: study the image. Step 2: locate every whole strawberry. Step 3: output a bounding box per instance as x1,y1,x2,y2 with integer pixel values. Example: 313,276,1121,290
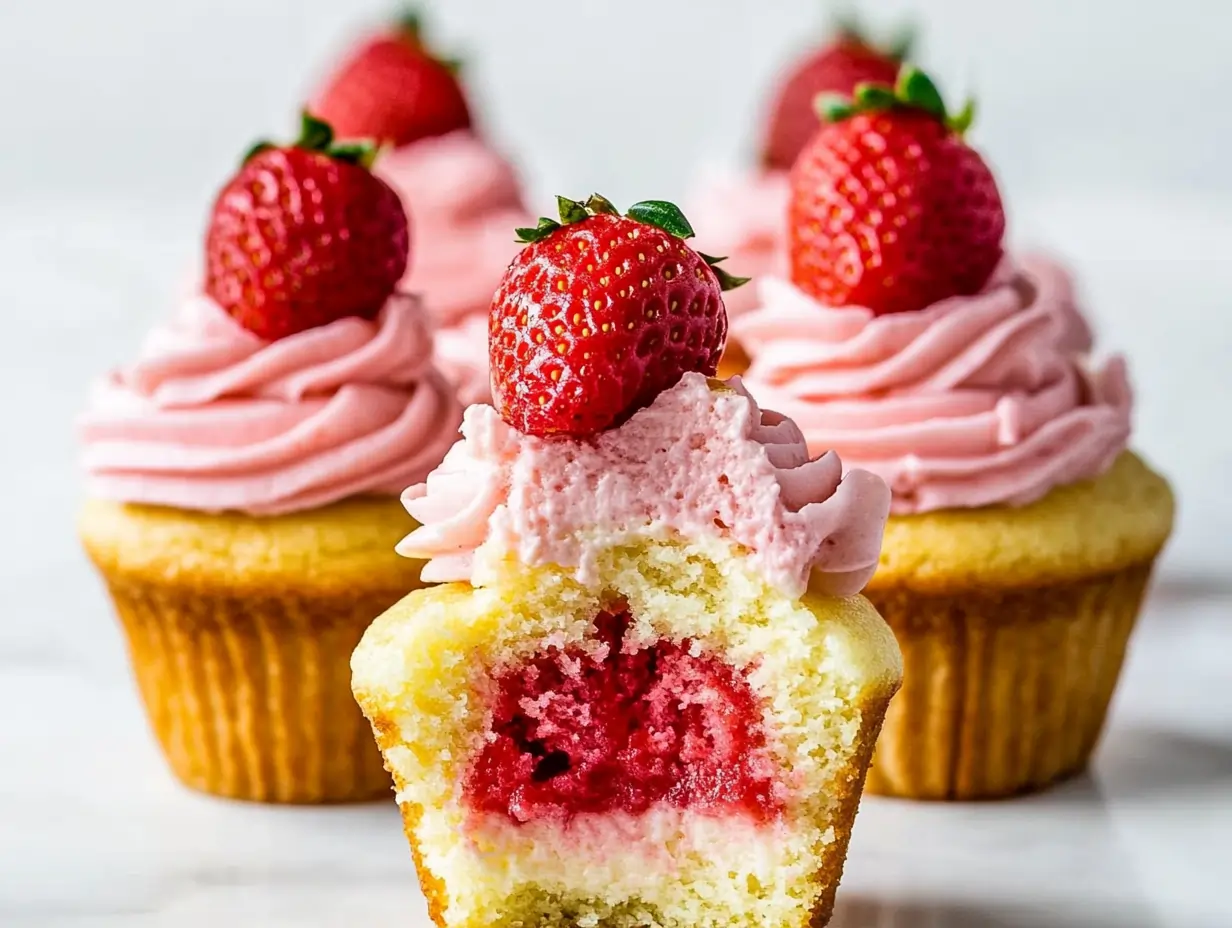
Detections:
205,112,409,341
312,10,471,148
490,195,746,438
762,18,909,170
790,66,1005,316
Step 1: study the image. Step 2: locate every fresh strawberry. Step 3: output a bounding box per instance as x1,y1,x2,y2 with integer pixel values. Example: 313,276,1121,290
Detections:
312,11,471,148
205,113,409,341
789,65,1005,317
490,195,746,438
762,18,908,170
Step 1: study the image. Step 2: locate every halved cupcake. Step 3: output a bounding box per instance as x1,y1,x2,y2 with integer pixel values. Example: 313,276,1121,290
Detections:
352,196,901,927
733,68,1174,799
78,116,462,803
312,11,530,403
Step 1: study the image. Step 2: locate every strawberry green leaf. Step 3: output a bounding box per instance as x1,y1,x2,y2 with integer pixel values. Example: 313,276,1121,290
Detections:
896,66,947,121
515,217,562,244
854,83,899,111
711,264,751,292
242,140,275,164
297,111,335,152
329,140,380,169
626,201,695,239
947,97,976,135
584,193,620,216
557,196,589,225
815,93,857,124
439,55,464,75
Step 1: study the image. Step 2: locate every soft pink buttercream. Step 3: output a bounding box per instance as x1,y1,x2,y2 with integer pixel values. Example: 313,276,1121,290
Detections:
81,293,463,516
397,372,890,598
733,265,1131,514
688,168,790,318
378,131,529,403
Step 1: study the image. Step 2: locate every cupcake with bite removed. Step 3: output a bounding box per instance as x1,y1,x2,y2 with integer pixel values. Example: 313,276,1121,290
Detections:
351,195,901,927
78,115,462,803
733,68,1174,800
312,10,531,403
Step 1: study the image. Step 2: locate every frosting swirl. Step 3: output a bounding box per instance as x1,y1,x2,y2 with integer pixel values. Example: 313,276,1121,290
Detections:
733,266,1131,514
378,131,529,403
81,293,463,516
398,372,890,598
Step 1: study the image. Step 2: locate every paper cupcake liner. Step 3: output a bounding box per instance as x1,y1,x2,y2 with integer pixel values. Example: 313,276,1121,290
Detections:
387,693,893,928
864,560,1155,800
101,574,403,803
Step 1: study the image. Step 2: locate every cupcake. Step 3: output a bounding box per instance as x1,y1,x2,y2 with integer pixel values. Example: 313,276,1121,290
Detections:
689,17,904,318
351,196,901,927
78,116,463,803
732,68,1175,800
312,11,531,404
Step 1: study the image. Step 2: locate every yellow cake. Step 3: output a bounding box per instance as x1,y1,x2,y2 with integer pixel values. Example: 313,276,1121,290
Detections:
863,451,1173,799
355,544,900,928
80,496,429,803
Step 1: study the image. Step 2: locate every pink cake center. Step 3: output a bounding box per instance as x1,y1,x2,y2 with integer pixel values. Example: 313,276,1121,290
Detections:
465,611,780,824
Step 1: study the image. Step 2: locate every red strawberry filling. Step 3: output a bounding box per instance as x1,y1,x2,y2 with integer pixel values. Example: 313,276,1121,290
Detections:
465,610,780,824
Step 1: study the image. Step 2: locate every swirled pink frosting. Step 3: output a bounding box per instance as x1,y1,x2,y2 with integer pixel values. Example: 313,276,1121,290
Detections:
378,131,529,404
688,168,790,318
80,293,463,516
733,264,1132,514
397,372,890,598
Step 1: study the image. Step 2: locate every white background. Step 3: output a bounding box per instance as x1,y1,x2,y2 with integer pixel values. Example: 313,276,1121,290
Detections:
2,1,1230,925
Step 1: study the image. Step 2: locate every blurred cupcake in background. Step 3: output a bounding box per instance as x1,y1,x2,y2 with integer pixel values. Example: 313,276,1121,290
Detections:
690,15,906,322
78,116,462,804
311,10,530,403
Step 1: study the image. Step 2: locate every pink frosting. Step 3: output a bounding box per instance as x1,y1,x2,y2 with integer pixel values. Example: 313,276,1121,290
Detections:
733,264,1132,515
397,372,891,598
80,293,463,516
378,131,529,403
688,168,790,318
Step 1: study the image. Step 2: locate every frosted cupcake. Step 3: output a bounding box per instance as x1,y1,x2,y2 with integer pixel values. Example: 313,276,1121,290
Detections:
312,11,530,403
733,69,1174,799
689,18,903,320
78,117,462,803
352,195,901,927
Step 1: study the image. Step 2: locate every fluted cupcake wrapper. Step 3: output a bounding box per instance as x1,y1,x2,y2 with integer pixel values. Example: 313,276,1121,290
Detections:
864,561,1155,800
100,575,400,803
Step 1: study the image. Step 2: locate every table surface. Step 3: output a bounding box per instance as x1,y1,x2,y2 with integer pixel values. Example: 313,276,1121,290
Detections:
3,199,1230,927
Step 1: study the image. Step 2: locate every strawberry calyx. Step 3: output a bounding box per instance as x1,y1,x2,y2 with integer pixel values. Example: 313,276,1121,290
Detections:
830,11,915,63
242,111,382,170
394,6,464,75
514,195,750,292
815,64,976,136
